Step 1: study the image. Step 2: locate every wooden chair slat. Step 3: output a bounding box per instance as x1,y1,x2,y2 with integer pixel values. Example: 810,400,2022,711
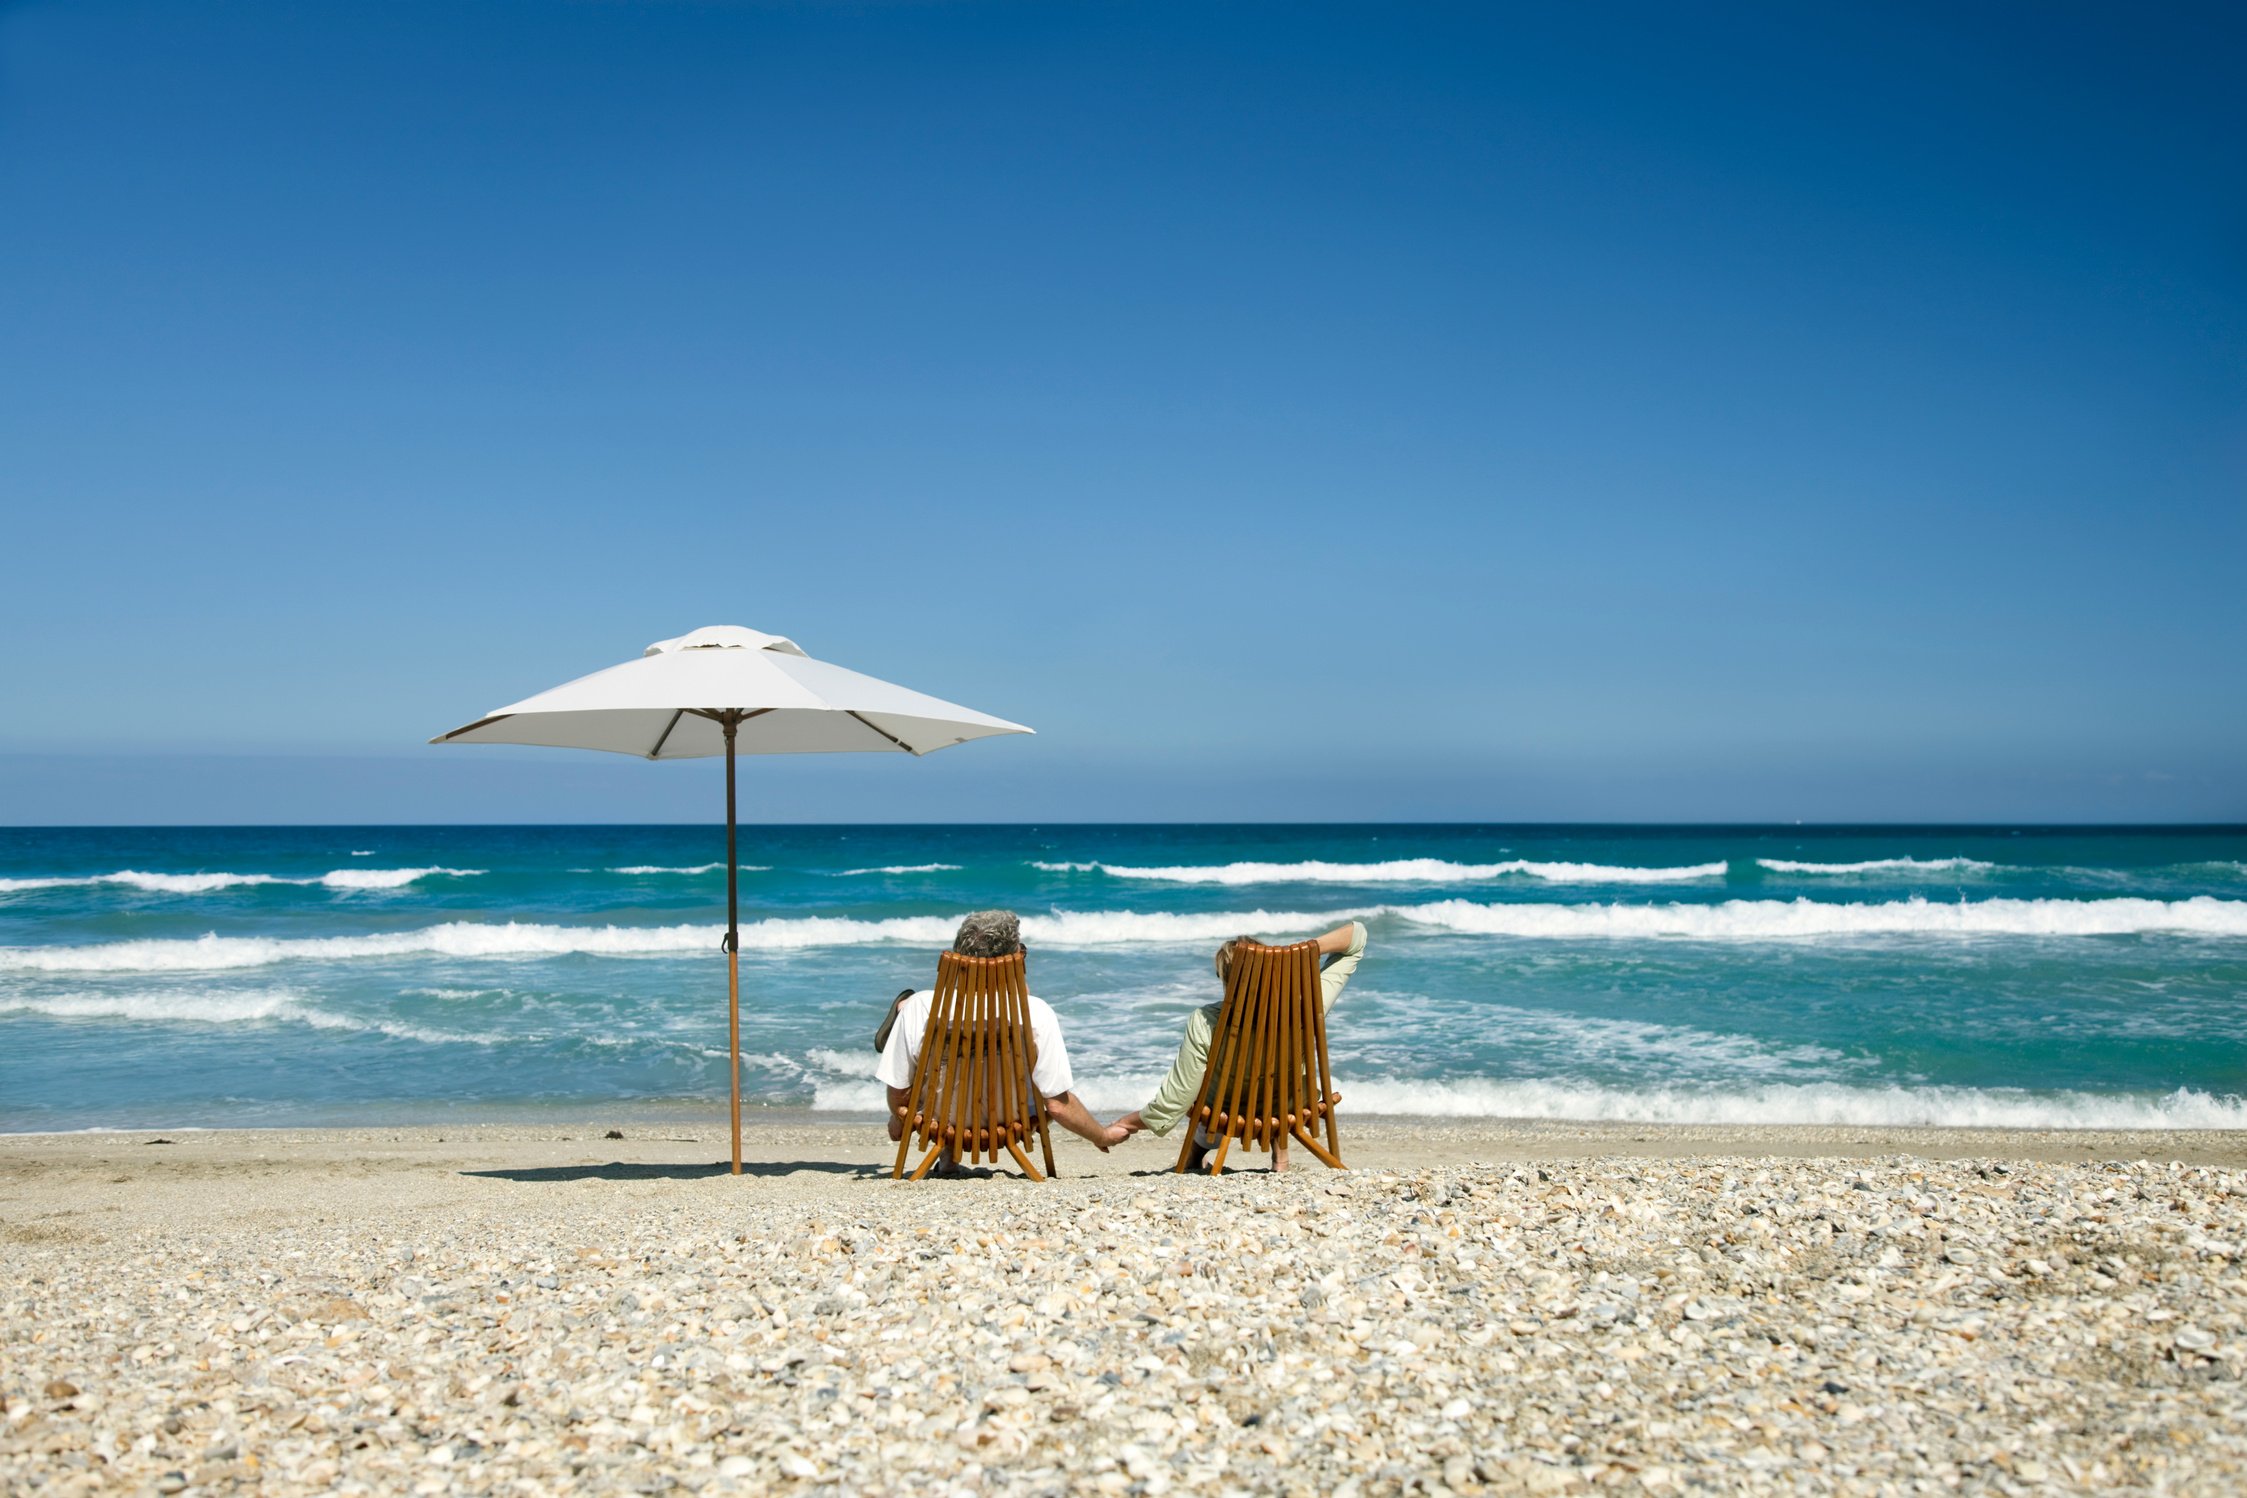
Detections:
962,959,983,1161
1202,948,1259,1173
1210,944,1276,1174
968,958,991,1161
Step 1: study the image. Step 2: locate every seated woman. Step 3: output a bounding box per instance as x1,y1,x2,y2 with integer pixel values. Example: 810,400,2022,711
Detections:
874,909,1130,1169
1114,919,1367,1171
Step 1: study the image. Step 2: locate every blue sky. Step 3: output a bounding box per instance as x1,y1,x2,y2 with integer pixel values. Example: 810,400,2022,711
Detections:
2,1,2241,823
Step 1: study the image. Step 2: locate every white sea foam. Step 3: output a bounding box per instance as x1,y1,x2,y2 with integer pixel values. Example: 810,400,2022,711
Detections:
1757,857,1998,875
317,867,481,890
1044,858,1729,885
0,922,729,974
1453,1003,1857,1079
806,1047,879,1078
0,867,480,895
8,895,2242,975
1319,1077,2247,1130
0,987,492,1046
0,988,310,1025
797,1073,2247,1128
0,908,1324,974
831,864,963,876
607,863,745,875
1385,895,2247,940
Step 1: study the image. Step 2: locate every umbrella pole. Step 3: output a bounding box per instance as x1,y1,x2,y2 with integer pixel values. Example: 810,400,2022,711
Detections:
725,713,741,1176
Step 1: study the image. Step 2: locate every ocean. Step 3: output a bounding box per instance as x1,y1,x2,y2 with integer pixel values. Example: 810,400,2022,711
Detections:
2,824,2243,1133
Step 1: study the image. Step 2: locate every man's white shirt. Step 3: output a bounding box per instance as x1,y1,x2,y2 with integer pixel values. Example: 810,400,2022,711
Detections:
874,990,1074,1100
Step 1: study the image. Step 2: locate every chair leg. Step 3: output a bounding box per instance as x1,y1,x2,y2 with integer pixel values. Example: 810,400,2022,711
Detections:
1291,1123,1344,1171
908,1143,944,1180
1208,1132,1234,1176
1006,1139,1045,1182
1173,1124,1200,1174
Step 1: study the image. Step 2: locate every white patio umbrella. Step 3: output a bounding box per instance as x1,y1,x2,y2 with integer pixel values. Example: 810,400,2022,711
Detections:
431,624,1032,1173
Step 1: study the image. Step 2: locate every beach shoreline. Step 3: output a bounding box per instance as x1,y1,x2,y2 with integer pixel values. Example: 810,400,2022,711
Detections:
7,1120,2246,1492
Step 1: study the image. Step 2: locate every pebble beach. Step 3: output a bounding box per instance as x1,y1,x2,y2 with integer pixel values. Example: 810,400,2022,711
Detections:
6,1122,2247,1494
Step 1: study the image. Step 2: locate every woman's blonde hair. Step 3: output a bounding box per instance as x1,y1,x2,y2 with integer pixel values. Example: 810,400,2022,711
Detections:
1212,936,1251,984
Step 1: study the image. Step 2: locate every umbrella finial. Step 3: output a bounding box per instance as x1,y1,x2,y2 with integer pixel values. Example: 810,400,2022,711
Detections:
644,625,806,658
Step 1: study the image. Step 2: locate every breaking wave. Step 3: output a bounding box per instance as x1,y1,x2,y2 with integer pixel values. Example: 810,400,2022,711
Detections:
795,1068,2247,1128
0,988,495,1046
0,909,1322,973
1038,858,1728,885
1317,1077,2247,1130
830,864,963,876
1757,857,1998,875
7,894,2243,975
1385,895,2247,940
607,863,746,876
0,867,480,895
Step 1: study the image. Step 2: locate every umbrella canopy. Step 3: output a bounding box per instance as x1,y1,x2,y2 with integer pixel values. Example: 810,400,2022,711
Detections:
432,624,1030,758
431,624,1032,1172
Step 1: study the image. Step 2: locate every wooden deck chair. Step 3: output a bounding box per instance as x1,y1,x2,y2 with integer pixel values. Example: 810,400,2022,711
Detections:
1174,938,1345,1174
891,950,1060,1181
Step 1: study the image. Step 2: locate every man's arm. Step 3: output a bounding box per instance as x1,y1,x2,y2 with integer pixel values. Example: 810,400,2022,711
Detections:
886,1085,911,1141
1043,1091,1121,1151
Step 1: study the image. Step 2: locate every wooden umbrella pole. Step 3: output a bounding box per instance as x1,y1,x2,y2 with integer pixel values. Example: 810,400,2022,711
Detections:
725,713,742,1176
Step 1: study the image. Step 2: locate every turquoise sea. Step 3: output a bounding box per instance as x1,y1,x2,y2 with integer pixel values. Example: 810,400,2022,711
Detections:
2,825,2244,1133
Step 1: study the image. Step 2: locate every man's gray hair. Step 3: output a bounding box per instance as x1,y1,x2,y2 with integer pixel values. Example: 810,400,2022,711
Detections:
953,909,1023,959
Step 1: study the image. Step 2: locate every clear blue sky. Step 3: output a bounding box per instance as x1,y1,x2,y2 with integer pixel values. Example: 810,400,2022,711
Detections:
2,0,2241,824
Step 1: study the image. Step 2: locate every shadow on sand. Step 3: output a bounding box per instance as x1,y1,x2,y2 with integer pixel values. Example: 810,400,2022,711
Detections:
464,1160,886,1183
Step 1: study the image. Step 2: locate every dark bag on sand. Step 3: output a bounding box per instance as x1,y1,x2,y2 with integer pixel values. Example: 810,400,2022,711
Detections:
873,988,916,1052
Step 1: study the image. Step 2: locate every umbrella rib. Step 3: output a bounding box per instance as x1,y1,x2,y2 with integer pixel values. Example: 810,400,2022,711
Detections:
432,714,512,743
845,710,921,755
645,709,686,759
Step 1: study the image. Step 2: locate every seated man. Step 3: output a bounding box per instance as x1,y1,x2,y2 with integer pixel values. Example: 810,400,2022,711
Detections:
1114,919,1367,1171
875,909,1128,1166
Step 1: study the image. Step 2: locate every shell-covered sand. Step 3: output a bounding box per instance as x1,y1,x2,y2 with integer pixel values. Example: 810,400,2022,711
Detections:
4,1122,2245,1494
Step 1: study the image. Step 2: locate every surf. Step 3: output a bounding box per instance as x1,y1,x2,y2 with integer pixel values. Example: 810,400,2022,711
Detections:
0,867,481,895
1035,858,1729,884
